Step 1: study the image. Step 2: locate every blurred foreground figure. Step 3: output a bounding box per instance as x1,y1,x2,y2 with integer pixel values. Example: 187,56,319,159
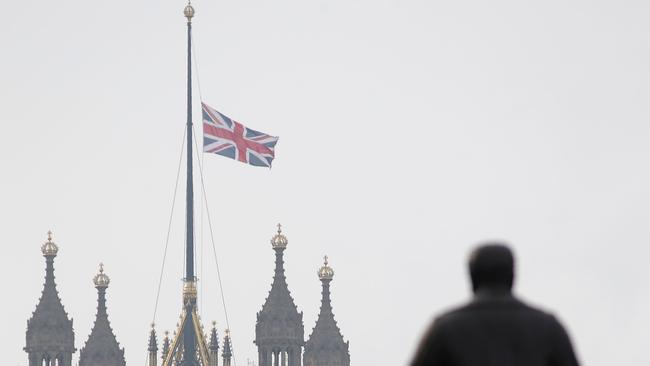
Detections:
411,244,579,366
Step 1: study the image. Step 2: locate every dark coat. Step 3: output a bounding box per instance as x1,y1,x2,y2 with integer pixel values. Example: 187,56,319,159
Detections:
411,290,579,366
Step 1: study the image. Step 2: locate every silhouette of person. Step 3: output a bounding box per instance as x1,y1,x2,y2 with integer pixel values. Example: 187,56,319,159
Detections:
411,244,579,366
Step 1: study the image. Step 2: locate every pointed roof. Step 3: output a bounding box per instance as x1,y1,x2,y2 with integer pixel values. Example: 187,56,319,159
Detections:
157,308,212,364
222,329,232,359
209,322,219,352
25,232,75,355
148,324,158,352
255,224,304,347
79,264,126,366
161,331,171,360
304,257,350,366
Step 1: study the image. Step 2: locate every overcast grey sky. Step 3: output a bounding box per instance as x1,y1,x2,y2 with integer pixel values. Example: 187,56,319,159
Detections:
2,0,650,365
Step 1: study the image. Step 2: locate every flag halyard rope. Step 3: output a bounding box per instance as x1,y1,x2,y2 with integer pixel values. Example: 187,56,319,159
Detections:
145,127,186,366
152,127,187,323
192,124,238,366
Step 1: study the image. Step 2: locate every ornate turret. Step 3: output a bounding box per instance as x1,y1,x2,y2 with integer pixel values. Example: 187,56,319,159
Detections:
303,257,350,366
25,231,76,366
209,322,219,366
222,329,232,366
79,263,126,366
255,224,305,366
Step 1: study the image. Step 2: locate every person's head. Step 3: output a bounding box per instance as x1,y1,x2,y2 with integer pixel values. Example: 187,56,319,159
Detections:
469,243,514,293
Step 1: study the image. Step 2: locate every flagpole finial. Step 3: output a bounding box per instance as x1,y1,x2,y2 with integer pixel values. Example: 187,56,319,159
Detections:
184,1,195,22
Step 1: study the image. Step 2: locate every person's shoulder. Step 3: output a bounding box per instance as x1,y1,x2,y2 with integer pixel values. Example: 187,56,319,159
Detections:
513,297,573,334
516,298,562,320
431,302,478,328
436,296,559,324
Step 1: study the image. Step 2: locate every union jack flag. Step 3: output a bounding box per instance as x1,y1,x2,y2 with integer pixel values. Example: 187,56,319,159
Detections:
202,102,279,168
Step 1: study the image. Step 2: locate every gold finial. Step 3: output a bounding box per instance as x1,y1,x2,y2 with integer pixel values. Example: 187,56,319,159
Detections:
184,1,195,21
151,322,156,329
318,255,334,280
271,223,288,249
164,330,170,337
225,328,230,336
41,230,59,257
93,262,110,288
212,321,217,327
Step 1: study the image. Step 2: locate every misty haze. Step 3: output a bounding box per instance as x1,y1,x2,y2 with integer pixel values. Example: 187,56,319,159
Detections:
2,1,650,365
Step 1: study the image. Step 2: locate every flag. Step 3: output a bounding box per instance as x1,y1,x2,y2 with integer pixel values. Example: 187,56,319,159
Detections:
202,102,279,168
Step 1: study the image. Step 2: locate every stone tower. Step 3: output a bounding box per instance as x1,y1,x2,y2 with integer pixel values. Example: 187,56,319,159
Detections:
255,224,305,366
303,257,350,366
24,231,76,366
78,263,126,366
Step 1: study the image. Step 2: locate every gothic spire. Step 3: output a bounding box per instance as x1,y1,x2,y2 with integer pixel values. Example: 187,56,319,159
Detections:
161,331,171,362
209,322,219,352
79,263,126,366
222,329,232,366
25,231,76,366
149,324,159,352
257,224,302,317
208,322,219,366
303,256,350,366
148,324,159,366
255,224,304,366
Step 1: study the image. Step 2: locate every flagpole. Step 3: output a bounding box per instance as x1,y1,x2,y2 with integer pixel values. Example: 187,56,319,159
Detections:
182,2,198,365
185,2,195,286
